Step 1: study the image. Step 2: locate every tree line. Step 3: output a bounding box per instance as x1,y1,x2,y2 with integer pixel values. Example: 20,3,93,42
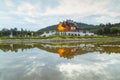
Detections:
94,23,120,36
0,28,36,38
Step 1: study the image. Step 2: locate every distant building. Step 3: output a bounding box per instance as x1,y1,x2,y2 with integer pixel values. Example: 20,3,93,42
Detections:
40,20,95,37
41,31,56,37
57,20,78,32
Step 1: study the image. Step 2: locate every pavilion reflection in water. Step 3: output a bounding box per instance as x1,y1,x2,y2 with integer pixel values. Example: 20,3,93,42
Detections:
40,43,97,59
0,42,120,59
58,48,77,59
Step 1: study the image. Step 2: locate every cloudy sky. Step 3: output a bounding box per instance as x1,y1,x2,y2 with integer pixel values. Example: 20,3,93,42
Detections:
0,0,120,31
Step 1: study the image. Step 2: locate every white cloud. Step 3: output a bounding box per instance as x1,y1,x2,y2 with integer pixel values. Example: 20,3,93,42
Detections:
17,2,35,12
16,2,40,17
12,0,115,17
95,16,120,24
24,17,36,23
4,0,15,7
44,0,109,16
41,0,120,25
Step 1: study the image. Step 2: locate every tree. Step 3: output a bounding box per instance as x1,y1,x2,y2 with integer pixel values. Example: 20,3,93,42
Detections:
97,28,103,35
110,27,119,35
1,28,10,36
103,27,110,35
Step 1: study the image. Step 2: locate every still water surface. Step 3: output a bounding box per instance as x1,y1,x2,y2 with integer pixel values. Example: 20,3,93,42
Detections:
0,42,120,80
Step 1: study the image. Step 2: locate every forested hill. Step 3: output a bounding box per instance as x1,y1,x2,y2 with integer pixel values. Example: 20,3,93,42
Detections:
37,22,97,33
37,25,57,33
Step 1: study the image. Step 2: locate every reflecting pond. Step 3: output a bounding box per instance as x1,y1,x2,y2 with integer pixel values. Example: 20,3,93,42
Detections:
0,41,120,80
